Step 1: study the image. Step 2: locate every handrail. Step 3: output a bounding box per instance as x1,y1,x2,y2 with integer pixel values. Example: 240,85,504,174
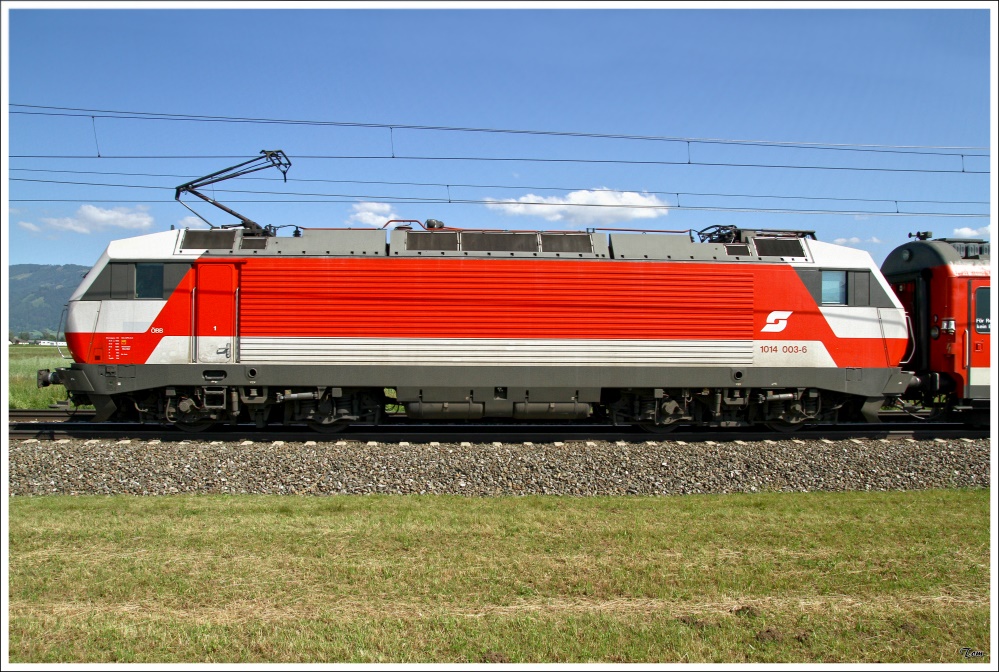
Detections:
384,219,676,236
590,227,693,235
56,306,72,359
190,287,197,363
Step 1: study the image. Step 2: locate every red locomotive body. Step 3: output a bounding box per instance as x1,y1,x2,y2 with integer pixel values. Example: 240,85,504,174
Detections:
65,255,903,373
43,223,914,432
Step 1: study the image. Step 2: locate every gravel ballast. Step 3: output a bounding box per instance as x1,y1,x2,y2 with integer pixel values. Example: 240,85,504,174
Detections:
9,437,990,496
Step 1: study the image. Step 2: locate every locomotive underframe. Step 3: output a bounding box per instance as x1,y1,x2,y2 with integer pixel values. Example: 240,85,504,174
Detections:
51,361,910,431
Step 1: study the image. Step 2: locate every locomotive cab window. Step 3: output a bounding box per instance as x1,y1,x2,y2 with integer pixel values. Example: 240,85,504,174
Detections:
976,287,990,334
82,262,191,301
821,271,847,305
797,269,895,308
135,263,165,299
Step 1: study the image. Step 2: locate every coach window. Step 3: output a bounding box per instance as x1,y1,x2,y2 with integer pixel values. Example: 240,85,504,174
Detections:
975,287,990,334
135,263,165,299
821,270,847,305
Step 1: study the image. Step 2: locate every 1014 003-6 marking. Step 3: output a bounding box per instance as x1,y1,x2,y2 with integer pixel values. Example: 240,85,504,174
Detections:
760,344,809,354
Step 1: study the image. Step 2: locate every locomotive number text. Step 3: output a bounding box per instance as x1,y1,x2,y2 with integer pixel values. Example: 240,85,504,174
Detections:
760,345,808,354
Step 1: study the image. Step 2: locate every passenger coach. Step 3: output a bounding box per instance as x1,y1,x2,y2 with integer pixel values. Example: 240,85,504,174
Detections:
881,233,990,425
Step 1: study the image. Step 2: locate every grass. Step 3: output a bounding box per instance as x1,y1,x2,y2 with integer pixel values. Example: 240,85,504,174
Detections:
7,345,76,409
7,489,991,663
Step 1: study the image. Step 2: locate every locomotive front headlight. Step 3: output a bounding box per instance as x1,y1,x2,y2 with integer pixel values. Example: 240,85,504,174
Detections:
930,326,940,340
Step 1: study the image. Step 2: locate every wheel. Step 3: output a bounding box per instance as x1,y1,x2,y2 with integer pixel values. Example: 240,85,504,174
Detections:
307,419,349,434
174,418,216,433
764,420,808,434
638,421,681,434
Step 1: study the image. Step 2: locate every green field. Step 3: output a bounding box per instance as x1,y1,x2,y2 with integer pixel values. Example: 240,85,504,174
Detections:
7,489,990,663
7,345,76,409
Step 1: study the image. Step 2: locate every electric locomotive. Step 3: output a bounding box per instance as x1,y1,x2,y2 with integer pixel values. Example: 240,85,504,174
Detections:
38,223,913,432
36,150,934,433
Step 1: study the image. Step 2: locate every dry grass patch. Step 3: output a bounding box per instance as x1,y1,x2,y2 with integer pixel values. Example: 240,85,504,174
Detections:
9,489,991,663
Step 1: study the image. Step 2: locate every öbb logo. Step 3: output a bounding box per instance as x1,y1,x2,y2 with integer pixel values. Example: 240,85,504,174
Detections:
761,311,793,333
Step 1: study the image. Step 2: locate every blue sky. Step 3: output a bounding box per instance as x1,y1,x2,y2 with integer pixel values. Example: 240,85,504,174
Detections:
3,3,995,270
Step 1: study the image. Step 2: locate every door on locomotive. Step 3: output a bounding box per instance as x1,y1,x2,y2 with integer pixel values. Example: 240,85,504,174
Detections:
195,263,238,364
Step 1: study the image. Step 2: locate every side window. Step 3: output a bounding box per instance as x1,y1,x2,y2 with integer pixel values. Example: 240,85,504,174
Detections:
110,263,132,300
135,263,165,299
975,287,990,334
797,269,894,308
821,270,847,305
83,262,190,301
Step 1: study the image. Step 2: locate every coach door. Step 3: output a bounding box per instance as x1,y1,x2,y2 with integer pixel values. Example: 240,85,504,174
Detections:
195,263,238,363
966,280,990,399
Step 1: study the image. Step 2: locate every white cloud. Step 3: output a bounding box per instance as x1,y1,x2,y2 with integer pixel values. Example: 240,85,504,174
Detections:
953,226,991,239
40,205,154,235
485,189,669,227
347,202,398,227
43,216,92,234
18,221,42,233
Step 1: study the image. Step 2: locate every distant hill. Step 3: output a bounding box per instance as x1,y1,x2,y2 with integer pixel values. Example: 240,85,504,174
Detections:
8,264,90,339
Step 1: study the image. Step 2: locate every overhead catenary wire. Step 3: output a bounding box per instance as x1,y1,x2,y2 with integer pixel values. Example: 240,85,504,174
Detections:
9,152,991,175
10,103,990,156
8,198,986,218
9,178,988,218
10,106,990,174
10,168,990,207
10,104,989,228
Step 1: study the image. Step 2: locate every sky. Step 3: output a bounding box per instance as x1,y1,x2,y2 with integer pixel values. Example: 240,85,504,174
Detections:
2,3,996,274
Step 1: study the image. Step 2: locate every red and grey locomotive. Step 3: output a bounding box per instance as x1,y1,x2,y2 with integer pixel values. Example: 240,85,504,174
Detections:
36,152,988,432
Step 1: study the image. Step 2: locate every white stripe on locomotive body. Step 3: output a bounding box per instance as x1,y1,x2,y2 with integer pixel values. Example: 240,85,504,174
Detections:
239,338,754,366
98,300,167,333
145,336,192,364
66,299,167,334
230,338,837,368
66,301,101,335
819,307,909,340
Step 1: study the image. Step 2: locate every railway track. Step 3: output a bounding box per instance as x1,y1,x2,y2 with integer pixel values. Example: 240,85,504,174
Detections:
8,409,989,443
9,408,97,423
